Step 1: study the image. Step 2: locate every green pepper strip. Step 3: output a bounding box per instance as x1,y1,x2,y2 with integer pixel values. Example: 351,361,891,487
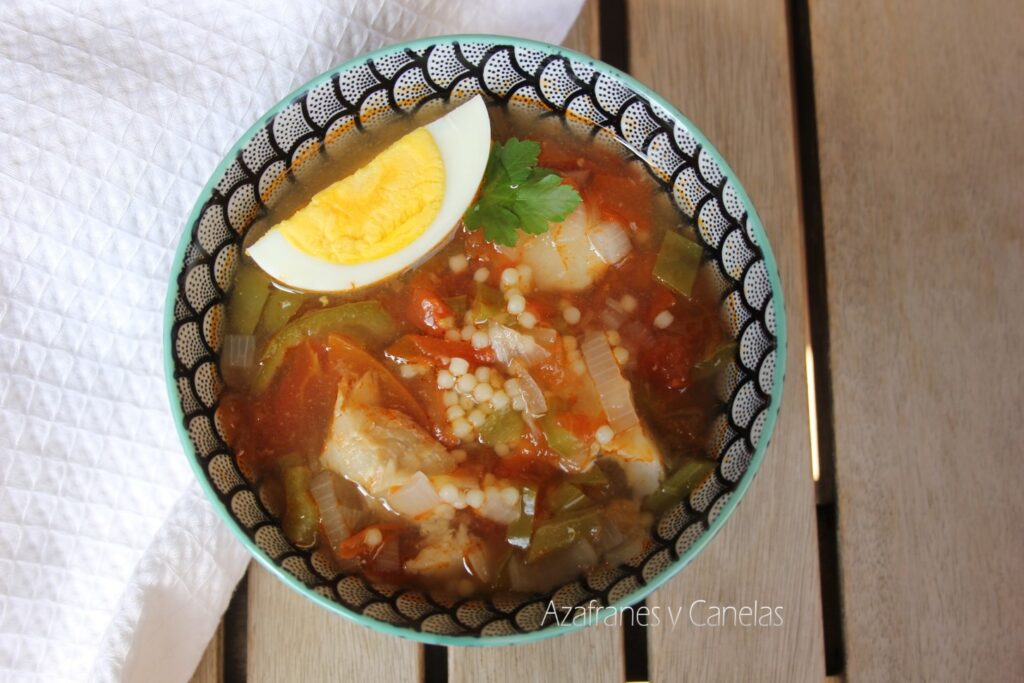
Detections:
643,459,717,514
280,464,318,548
254,289,306,339
226,264,271,336
653,229,703,297
547,482,591,513
253,301,396,393
526,507,603,563
480,408,526,447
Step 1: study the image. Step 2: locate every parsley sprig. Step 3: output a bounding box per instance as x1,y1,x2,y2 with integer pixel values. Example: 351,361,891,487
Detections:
463,138,582,247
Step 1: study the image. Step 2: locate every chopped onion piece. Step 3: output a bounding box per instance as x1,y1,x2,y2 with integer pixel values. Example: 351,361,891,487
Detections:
588,221,632,265
388,471,443,517
372,535,402,573
509,360,548,417
222,334,255,368
309,470,350,549
581,331,639,432
489,321,550,367
465,543,492,583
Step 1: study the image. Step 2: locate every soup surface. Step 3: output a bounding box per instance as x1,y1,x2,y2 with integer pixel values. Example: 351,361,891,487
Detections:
218,103,729,597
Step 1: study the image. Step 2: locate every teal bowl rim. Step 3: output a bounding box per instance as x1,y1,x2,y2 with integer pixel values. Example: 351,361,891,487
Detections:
162,33,787,647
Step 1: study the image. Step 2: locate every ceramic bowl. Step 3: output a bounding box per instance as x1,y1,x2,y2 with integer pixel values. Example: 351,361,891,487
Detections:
164,35,786,646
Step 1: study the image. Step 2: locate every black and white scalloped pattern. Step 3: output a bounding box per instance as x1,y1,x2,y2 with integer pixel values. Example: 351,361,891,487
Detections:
169,39,780,639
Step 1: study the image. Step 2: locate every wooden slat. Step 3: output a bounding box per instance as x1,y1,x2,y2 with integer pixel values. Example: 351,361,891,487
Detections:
808,1,1024,679
246,564,421,683
448,4,623,679
189,621,223,683
629,2,826,681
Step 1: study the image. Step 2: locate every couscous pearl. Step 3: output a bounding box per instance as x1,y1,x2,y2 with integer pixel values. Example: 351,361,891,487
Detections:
500,487,520,506
490,390,510,410
563,306,581,325
511,396,526,412
607,330,621,346
494,443,511,456
473,267,489,283
437,370,455,389
438,484,459,503
474,366,491,382
563,335,578,351
490,374,504,388
468,409,486,428
446,329,462,341
473,383,494,402
471,330,490,349
449,357,470,376
460,325,475,341
466,489,485,508
443,390,459,407
613,346,630,365
507,294,526,316
483,473,496,487
504,378,521,395
653,310,675,329
446,405,466,420
449,254,468,273
500,268,520,288
620,294,638,313
572,360,587,375
518,312,537,329
457,373,478,393
452,499,467,510
399,365,417,379
595,425,615,444
460,396,474,410
364,528,383,547
589,442,601,456
452,418,473,440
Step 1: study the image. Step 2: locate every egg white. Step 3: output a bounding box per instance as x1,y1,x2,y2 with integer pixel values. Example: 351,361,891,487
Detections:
247,95,491,292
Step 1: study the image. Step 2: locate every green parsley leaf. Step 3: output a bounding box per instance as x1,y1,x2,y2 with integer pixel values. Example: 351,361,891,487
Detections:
463,137,582,246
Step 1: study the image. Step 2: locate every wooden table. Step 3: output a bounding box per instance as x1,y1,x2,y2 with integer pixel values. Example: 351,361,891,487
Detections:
191,1,1024,680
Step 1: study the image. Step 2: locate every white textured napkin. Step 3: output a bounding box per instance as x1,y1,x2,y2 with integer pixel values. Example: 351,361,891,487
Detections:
0,1,583,681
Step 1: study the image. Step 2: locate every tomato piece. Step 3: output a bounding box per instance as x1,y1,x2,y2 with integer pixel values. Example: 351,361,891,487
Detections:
323,333,429,427
532,340,567,387
407,279,453,335
557,412,603,441
639,333,696,393
386,334,495,368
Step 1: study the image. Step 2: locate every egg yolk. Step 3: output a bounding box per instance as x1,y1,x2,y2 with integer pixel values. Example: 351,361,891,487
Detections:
277,128,444,264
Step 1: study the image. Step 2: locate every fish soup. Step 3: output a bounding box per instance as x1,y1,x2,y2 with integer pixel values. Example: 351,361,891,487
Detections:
218,97,729,597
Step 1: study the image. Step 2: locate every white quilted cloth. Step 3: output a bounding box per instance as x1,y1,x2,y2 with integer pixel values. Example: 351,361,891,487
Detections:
0,1,583,681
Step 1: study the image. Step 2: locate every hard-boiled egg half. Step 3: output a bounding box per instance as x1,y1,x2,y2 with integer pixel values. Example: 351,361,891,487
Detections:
247,96,490,292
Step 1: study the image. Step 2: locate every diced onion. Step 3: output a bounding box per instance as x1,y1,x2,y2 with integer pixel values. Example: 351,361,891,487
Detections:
309,470,350,549
372,535,402,573
588,221,632,265
465,543,492,583
509,360,548,417
581,331,639,432
388,471,443,517
489,321,550,367
222,334,255,369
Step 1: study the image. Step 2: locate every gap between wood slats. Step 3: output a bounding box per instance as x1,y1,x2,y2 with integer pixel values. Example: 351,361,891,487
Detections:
788,0,844,676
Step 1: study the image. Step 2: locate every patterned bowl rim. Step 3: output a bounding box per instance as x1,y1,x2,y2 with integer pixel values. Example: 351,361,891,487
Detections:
162,34,787,647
